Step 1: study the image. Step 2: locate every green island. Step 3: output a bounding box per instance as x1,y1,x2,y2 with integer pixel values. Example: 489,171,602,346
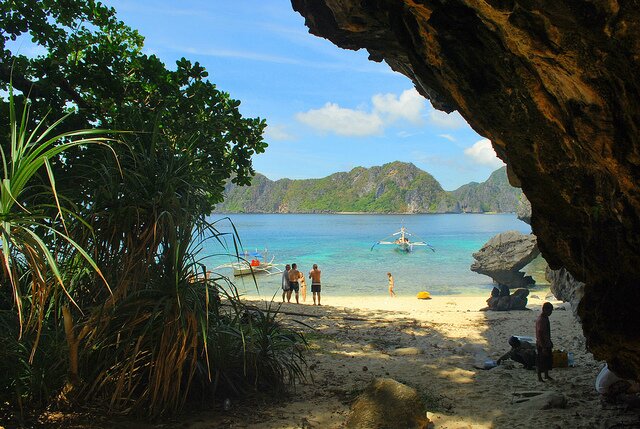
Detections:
216,164,522,214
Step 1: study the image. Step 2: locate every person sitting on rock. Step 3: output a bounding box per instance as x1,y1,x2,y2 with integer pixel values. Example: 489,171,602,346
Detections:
496,336,536,369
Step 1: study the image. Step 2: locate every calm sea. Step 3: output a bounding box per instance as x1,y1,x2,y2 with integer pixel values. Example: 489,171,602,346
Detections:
202,213,534,297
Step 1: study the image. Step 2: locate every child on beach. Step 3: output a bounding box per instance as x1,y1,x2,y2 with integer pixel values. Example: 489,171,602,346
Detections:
387,272,396,297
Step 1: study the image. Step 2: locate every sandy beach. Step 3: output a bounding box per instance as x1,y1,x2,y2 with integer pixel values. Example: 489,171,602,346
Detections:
183,291,640,429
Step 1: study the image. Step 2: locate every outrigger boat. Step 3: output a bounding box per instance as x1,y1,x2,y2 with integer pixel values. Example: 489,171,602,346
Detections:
371,226,435,253
215,250,284,277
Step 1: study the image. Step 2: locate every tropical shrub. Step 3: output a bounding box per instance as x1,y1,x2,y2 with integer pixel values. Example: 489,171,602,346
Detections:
0,85,112,416
0,1,306,420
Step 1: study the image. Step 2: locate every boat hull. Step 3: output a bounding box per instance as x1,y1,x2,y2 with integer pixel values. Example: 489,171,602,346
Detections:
233,264,275,276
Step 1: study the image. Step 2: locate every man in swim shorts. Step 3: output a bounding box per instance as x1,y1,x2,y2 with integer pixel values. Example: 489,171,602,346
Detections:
288,263,300,304
387,272,396,297
282,264,291,302
309,264,322,306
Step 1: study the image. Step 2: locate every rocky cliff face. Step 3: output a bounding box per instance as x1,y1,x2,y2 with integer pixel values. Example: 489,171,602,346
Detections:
216,163,519,213
291,0,640,379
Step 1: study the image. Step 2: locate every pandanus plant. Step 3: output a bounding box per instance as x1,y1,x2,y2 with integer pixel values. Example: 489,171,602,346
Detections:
0,84,112,380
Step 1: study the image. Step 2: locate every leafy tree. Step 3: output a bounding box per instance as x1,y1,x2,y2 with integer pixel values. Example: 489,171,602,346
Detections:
0,0,267,200
0,1,303,420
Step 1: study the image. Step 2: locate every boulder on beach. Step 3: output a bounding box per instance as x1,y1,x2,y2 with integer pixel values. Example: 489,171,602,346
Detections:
482,287,530,311
471,231,540,289
346,378,431,429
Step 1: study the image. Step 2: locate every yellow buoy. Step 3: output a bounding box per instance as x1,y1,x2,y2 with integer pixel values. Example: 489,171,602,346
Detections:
416,291,431,300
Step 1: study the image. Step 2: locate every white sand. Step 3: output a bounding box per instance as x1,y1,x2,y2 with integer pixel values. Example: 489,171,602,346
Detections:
189,292,637,428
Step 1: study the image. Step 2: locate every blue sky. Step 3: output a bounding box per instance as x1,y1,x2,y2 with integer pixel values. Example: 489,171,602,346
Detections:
105,1,504,190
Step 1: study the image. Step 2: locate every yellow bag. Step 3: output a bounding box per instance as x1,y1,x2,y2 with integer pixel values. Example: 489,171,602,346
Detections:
552,350,568,368
416,291,431,300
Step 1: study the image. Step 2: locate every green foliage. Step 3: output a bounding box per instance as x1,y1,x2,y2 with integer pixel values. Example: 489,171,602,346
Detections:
0,0,302,421
0,83,113,421
0,0,267,200
0,310,67,411
0,84,110,334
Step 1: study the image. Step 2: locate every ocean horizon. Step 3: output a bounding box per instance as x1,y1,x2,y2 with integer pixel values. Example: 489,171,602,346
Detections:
202,213,543,298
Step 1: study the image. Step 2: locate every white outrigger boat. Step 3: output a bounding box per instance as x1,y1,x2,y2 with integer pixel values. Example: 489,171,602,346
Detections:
216,250,284,277
371,226,435,253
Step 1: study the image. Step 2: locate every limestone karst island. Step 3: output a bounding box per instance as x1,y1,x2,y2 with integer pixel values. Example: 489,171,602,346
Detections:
1,1,639,429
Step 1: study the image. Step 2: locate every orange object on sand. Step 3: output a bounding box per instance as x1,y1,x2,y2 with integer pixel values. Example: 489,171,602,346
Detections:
250,259,260,267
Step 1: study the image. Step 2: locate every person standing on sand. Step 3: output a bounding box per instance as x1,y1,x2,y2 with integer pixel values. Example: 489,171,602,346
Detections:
309,264,322,306
288,263,300,304
387,272,396,297
536,302,554,382
298,271,307,303
282,264,290,302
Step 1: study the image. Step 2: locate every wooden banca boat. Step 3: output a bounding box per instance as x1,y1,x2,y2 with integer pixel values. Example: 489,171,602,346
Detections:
371,226,435,253
218,250,283,277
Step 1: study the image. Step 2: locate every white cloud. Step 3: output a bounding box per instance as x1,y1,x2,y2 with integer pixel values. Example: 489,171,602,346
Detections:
371,89,425,124
264,124,295,141
397,130,423,138
295,103,384,136
428,109,468,129
295,88,426,137
438,134,456,142
175,45,301,65
464,139,505,167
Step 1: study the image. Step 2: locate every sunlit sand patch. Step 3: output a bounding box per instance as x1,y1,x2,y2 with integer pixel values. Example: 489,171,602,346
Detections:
329,349,392,360
436,367,477,384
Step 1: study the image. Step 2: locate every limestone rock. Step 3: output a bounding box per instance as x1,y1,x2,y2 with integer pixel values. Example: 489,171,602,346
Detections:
484,287,529,311
291,0,640,380
516,195,532,225
346,378,430,429
546,267,585,318
471,231,540,289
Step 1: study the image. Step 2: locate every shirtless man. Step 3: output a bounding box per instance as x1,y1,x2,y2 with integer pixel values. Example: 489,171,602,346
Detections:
387,272,396,297
288,263,300,304
309,264,322,306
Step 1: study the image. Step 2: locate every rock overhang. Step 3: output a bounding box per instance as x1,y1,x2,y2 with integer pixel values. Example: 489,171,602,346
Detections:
291,0,640,379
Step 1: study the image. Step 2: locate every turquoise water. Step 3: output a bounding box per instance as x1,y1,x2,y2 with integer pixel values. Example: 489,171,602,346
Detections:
202,213,531,297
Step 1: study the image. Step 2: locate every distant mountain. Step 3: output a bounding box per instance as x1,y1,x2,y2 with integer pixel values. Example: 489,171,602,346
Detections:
451,167,521,213
214,162,522,214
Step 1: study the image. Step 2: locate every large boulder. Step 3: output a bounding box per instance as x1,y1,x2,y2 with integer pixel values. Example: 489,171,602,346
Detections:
346,378,430,429
471,231,540,288
484,287,530,311
291,0,640,380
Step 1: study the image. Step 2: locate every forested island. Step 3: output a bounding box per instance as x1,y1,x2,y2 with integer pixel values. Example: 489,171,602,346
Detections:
215,162,522,214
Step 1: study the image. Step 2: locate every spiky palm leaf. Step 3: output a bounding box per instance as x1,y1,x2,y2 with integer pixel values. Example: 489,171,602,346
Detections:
1,85,112,338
